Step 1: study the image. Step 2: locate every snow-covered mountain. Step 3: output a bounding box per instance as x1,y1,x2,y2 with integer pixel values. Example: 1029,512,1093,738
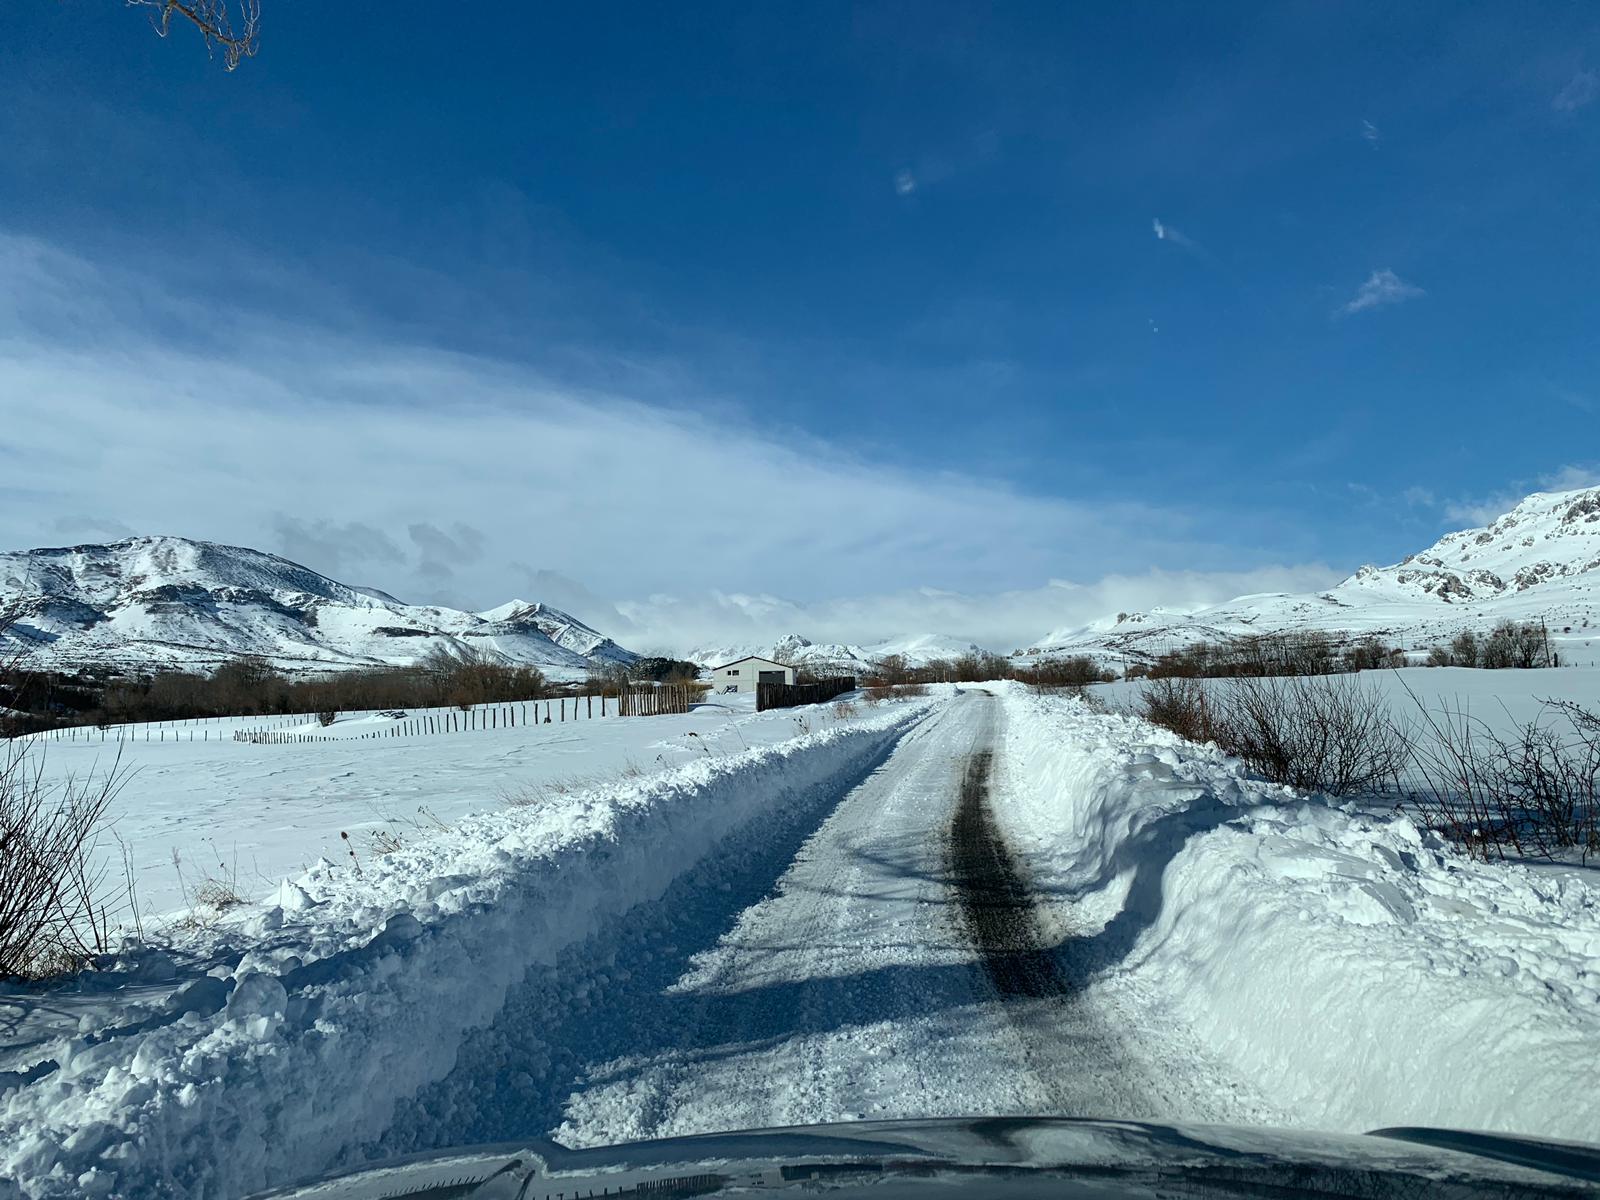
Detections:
688,631,995,673
1029,486,1600,669
0,536,639,678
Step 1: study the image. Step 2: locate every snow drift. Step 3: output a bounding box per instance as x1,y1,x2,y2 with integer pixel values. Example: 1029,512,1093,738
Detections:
0,700,932,1200
995,686,1600,1141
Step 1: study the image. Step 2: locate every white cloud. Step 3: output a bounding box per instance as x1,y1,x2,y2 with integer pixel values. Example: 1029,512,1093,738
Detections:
616,564,1342,656
1361,120,1382,146
1553,71,1598,113
0,231,1336,654
1338,268,1424,316
1538,463,1600,492
1152,217,1201,253
1442,464,1600,527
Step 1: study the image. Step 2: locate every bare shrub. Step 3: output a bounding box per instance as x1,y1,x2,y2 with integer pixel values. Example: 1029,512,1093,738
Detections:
898,682,931,698
1401,692,1600,862
1016,656,1112,691
0,743,128,979
316,710,337,728
1142,674,1406,797
500,784,542,808
865,654,910,687
1434,623,1553,670
1069,686,1110,714
1211,675,1409,795
831,699,858,720
1140,676,1215,744
193,877,246,912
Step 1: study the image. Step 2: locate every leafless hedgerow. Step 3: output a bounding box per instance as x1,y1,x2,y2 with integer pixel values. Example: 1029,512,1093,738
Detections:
1139,669,1600,863
1399,689,1600,862
1214,674,1410,796
1141,674,1407,797
1014,656,1113,692
128,0,260,70
0,742,130,979
1140,676,1215,745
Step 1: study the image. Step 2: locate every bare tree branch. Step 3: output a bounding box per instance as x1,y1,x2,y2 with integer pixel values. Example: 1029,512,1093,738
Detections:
127,0,260,70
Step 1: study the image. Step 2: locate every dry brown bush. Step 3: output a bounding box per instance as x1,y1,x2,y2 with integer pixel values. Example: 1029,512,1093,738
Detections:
0,743,128,979
1141,674,1406,797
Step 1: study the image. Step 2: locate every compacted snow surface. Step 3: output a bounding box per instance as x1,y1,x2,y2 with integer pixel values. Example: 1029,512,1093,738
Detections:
2,685,1597,1198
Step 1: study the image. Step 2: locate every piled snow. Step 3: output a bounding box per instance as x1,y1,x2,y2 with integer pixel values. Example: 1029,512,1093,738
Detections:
0,698,934,1199
0,536,638,678
994,686,1600,1141
1031,486,1600,669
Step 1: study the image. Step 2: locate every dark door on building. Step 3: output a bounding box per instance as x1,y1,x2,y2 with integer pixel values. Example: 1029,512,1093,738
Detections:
758,670,786,685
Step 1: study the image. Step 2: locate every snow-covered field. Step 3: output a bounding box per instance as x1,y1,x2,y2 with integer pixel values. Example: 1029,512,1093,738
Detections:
18,694,882,919
0,694,939,1198
1091,664,1600,734
3,679,1598,1199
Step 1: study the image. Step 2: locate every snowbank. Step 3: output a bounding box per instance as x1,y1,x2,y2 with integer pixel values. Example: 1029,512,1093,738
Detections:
995,686,1600,1141
0,699,933,1200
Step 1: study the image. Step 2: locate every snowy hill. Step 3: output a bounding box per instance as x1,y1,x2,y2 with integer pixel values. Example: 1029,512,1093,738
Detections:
0,536,639,678
1029,486,1600,669
688,631,994,673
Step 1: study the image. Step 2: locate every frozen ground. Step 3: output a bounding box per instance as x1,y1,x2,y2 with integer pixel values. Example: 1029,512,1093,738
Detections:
2,681,1597,1198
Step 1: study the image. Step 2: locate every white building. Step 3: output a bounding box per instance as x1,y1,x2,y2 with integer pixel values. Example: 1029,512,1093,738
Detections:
710,655,796,694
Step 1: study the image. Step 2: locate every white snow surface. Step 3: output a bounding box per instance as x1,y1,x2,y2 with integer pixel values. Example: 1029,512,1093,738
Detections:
995,684,1600,1141
4,682,1598,1198
20,694,871,918
0,697,937,1199
0,536,637,678
1031,486,1600,668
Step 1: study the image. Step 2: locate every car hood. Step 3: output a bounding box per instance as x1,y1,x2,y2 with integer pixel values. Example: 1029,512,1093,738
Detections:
249,1116,1600,1198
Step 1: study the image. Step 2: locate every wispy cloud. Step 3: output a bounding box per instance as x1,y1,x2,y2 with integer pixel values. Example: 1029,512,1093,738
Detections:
1442,464,1600,526
1361,120,1382,146
1151,217,1203,254
1338,268,1424,316
1553,70,1598,113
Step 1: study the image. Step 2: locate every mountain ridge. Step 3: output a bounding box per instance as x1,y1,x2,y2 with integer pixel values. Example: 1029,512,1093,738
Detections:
0,536,638,679
1028,486,1600,668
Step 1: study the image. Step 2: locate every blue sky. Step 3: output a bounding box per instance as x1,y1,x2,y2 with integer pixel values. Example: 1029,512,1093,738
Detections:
3,2,1598,651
